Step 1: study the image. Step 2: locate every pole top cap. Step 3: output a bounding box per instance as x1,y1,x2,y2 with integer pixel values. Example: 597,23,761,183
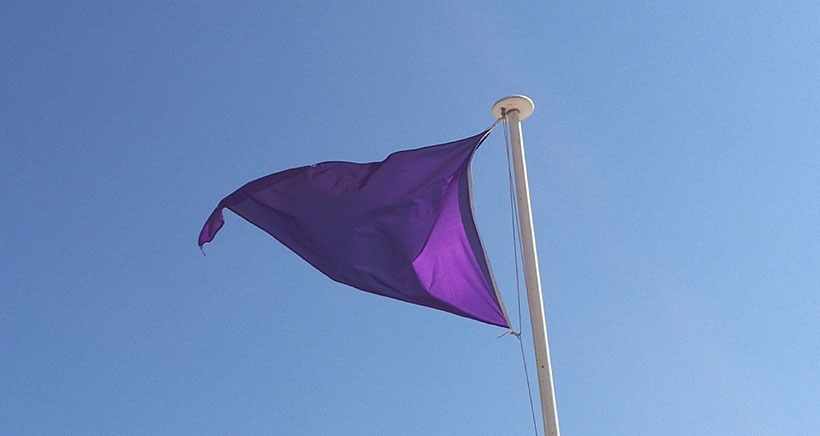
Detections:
492,95,534,120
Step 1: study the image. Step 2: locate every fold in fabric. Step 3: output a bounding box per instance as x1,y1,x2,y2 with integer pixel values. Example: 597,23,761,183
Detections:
199,129,508,328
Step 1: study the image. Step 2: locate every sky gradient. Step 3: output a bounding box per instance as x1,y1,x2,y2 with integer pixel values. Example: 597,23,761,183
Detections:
3,2,819,435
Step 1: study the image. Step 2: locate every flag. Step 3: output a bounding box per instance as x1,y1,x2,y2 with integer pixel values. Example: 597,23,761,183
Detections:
199,128,509,328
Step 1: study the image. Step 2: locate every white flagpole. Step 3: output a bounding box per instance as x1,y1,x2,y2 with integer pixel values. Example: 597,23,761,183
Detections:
492,95,560,436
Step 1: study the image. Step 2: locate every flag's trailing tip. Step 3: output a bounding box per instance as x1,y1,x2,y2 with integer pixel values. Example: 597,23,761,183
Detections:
491,95,534,120
198,207,225,250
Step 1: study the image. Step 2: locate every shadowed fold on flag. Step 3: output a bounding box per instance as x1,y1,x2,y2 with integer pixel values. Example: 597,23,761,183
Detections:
199,128,509,328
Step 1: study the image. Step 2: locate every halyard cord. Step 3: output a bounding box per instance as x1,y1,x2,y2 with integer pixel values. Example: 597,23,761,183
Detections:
499,110,539,436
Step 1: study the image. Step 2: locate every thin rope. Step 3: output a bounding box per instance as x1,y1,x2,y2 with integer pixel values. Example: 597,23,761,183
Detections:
486,117,501,132
501,110,540,436
502,113,524,336
516,332,539,436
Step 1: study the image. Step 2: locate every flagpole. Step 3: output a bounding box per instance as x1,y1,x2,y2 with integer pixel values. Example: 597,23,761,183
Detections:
492,95,560,436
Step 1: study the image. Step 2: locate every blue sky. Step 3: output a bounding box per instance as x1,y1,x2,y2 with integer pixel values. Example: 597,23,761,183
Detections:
2,2,819,435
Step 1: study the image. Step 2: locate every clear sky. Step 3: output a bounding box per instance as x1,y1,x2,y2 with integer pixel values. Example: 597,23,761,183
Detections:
2,2,819,435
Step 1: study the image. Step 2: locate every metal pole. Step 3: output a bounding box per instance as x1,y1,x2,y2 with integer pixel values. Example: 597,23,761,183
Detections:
492,95,560,436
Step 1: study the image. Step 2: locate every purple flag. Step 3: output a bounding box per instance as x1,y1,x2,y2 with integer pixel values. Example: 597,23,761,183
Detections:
199,129,509,328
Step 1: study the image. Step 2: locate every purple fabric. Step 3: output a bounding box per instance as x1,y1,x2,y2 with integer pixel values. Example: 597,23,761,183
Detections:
199,129,508,328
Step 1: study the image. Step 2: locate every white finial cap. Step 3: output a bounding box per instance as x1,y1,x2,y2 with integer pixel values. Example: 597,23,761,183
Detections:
492,95,534,120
